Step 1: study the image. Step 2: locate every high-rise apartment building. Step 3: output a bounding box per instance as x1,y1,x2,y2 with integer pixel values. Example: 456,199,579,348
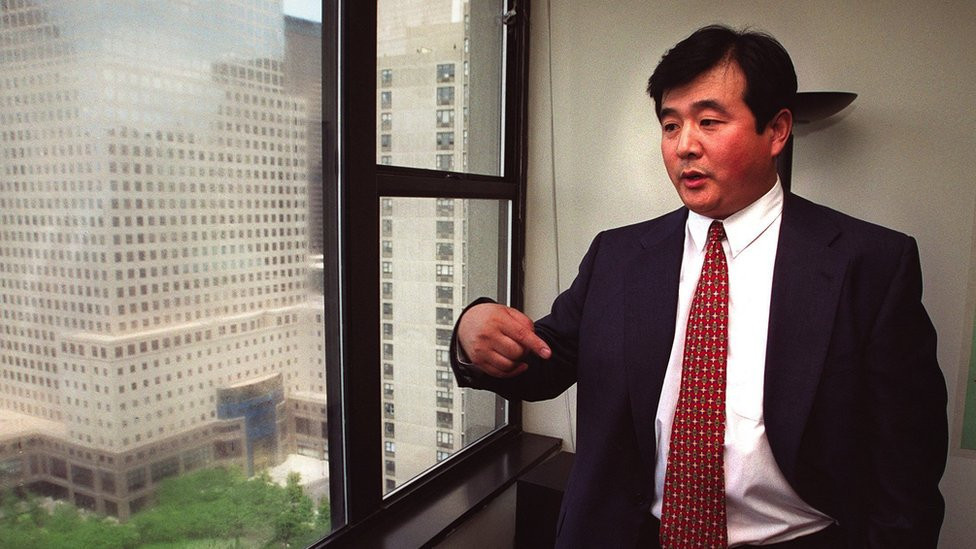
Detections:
0,0,325,519
377,0,505,492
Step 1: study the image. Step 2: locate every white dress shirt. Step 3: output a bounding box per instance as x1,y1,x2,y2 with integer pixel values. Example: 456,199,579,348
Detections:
651,181,835,546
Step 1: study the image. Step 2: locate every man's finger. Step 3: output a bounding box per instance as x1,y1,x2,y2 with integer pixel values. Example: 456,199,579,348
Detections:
478,354,529,378
502,308,552,360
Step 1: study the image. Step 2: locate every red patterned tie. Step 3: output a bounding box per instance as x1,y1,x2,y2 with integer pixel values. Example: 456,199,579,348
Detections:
660,221,729,549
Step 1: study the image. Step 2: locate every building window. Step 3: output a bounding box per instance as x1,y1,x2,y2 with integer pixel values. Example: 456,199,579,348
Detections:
435,286,453,304
436,198,455,216
436,132,454,151
382,240,393,257
383,363,394,381
435,329,452,347
436,308,453,325
435,264,453,282
381,261,393,278
436,63,455,83
436,349,450,366
382,302,393,319
436,431,454,448
436,242,453,260
436,411,453,428
383,383,394,399
436,109,455,128
380,155,392,165
381,197,393,216
384,421,395,438
380,134,392,152
436,221,454,239
436,86,454,106
380,68,393,87
436,370,452,388
382,323,393,339
436,390,453,408
385,441,396,456
380,90,392,109
436,154,454,171
380,112,392,131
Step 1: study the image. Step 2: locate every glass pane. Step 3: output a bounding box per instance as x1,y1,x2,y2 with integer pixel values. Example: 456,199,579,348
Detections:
0,0,339,545
379,197,508,495
377,0,505,176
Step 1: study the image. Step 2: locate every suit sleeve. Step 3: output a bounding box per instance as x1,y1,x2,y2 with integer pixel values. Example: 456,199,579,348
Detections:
449,232,606,402
861,236,947,548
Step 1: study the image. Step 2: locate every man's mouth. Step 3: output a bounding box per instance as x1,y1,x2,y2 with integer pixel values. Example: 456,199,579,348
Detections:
680,170,707,183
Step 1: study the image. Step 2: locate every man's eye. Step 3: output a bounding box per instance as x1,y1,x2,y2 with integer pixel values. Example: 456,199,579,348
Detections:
662,123,678,132
700,119,719,127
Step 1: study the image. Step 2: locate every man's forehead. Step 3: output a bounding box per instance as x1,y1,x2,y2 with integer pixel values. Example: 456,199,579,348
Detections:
659,61,745,111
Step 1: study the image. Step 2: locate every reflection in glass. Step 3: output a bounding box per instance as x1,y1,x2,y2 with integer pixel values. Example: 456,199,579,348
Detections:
0,0,335,544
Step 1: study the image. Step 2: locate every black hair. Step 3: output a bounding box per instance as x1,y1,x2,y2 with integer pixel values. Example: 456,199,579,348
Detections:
646,25,797,133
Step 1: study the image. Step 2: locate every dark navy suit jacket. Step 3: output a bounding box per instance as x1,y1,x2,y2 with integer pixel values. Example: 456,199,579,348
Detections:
452,192,947,548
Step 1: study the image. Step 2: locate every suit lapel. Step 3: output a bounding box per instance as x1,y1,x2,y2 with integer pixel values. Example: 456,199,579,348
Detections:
625,209,686,467
763,194,849,485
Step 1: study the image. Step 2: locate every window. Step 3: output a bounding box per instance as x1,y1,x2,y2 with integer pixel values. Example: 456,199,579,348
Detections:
380,134,392,151
437,63,455,82
0,0,342,544
436,307,454,325
436,154,455,171
328,0,532,544
436,198,455,216
436,132,455,150
435,264,454,282
380,112,392,130
436,86,454,106
436,370,452,388
436,286,453,304
436,242,454,260
436,221,454,239
436,109,455,128
436,411,453,428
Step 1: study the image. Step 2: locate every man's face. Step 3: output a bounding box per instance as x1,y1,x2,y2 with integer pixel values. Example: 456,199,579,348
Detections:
659,60,788,219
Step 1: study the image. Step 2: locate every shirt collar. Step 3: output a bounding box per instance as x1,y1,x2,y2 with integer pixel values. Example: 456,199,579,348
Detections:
686,180,784,259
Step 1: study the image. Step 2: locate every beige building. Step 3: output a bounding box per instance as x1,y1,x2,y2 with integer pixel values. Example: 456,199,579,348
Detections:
377,0,505,492
0,0,326,519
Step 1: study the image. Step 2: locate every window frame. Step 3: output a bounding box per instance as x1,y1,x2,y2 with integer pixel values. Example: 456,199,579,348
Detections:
325,0,540,546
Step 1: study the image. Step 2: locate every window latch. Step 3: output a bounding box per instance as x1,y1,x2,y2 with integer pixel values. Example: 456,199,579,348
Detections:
501,8,518,26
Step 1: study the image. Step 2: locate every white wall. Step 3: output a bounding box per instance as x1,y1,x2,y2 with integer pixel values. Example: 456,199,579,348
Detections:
520,2,976,547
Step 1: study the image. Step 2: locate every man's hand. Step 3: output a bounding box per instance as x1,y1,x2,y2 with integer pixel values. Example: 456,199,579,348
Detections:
457,303,552,378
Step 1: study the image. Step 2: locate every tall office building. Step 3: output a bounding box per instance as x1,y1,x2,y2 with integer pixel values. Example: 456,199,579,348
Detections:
0,0,325,519
377,0,504,492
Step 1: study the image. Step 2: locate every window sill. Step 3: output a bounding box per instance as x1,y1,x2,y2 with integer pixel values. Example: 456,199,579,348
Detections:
319,431,561,548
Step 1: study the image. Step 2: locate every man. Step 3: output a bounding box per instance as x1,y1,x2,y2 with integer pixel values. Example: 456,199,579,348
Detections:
452,25,947,548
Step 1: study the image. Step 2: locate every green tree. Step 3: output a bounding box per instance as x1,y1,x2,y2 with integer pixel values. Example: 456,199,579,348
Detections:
271,472,314,547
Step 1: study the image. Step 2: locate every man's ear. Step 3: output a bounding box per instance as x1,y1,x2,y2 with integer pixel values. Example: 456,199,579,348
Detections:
768,108,793,157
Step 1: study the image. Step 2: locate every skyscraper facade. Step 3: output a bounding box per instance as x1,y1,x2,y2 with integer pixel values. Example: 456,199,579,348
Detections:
0,0,324,519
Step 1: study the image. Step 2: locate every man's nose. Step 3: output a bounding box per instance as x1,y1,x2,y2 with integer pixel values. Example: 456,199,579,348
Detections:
676,127,701,159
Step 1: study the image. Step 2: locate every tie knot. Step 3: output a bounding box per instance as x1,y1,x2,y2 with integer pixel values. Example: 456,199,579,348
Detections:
708,221,726,244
